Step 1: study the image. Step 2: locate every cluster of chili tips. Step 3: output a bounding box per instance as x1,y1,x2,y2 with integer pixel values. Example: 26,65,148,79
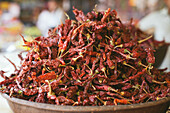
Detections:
0,8,170,106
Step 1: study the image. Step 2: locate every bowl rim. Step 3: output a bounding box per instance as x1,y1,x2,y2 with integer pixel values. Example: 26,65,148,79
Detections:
1,93,170,112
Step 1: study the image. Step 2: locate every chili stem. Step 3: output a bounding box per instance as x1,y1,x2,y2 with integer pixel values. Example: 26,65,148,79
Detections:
138,35,152,44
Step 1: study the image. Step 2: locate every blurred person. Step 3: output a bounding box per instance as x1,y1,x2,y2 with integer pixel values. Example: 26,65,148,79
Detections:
136,0,147,13
1,3,20,24
136,0,159,13
0,2,23,52
97,0,115,11
138,0,170,71
63,0,70,11
147,0,159,13
37,0,66,37
0,2,23,35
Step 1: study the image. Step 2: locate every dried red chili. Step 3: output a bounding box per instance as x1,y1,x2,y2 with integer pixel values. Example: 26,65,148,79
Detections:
0,7,169,106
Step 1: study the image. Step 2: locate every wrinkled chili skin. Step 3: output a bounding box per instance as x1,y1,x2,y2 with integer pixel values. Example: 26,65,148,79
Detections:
0,7,169,106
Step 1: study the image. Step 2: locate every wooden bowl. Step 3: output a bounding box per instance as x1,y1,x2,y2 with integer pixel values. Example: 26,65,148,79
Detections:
1,93,170,113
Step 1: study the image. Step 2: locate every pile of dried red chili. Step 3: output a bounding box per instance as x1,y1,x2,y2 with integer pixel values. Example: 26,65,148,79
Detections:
0,8,170,106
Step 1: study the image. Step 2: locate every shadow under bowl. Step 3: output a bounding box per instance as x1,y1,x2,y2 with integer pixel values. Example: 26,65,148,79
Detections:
1,93,170,113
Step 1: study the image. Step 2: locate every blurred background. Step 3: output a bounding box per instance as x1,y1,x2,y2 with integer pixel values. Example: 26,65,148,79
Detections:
0,0,169,113
0,0,165,53
0,0,166,51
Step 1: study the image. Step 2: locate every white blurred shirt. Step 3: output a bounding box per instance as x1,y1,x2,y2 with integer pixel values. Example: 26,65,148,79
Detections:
37,8,65,37
139,8,170,71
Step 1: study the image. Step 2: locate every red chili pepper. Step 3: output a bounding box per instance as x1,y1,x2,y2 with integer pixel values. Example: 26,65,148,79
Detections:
56,58,65,65
114,99,129,105
36,71,56,82
128,68,146,80
0,7,169,106
101,8,111,22
145,48,155,64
